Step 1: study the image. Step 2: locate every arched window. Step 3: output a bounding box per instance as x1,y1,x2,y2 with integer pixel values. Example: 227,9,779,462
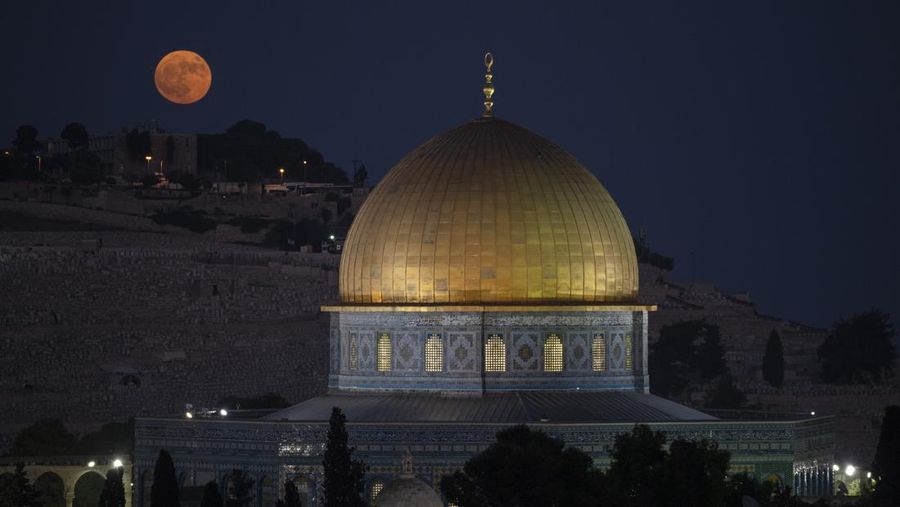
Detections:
543,333,563,372
376,333,392,372
425,334,443,372
624,333,633,371
370,480,384,502
592,334,606,372
485,334,506,372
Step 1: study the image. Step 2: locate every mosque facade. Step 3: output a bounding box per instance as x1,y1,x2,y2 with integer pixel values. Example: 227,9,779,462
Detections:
134,55,835,506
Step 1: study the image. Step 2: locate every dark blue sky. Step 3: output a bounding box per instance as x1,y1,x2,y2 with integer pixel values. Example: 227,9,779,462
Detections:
2,1,898,329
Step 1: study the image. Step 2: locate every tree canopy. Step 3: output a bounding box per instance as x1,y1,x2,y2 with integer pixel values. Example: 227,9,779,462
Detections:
763,330,785,388
441,425,607,507
818,309,896,383
442,424,744,507
649,319,734,404
150,450,180,507
872,405,900,506
197,120,349,184
200,481,223,507
0,463,42,507
321,407,365,507
61,122,89,151
224,470,254,507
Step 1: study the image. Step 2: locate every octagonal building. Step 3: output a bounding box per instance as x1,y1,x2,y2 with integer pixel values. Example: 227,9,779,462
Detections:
134,55,835,506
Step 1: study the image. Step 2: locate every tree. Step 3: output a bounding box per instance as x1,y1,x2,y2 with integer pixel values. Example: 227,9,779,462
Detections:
872,405,900,506
762,330,785,388
321,407,366,507
606,424,667,506
649,320,727,398
440,425,607,507
98,467,126,507
0,463,42,507
61,122,89,151
696,324,727,380
224,470,254,507
353,163,367,187
9,419,78,456
818,309,897,383
150,450,179,507
75,420,134,456
662,439,730,507
283,481,302,507
12,125,41,154
706,374,746,409
125,128,152,162
200,481,223,507
724,473,778,507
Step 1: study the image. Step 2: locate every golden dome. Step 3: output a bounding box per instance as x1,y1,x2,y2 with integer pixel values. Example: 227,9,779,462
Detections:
339,116,638,305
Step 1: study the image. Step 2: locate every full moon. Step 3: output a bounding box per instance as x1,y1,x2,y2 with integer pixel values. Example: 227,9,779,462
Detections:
154,50,212,104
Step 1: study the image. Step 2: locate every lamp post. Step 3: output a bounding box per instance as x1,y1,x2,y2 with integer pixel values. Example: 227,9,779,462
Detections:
35,155,41,172
302,159,308,181
279,167,285,184
145,155,152,173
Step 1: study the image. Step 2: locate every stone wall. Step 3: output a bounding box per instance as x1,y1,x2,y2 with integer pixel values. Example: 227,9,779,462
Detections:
0,230,338,452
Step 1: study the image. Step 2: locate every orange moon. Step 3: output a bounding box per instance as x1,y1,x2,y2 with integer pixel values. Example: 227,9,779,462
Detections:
154,50,212,104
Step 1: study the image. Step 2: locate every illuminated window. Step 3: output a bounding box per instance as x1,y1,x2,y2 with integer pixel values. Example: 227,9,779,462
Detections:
484,334,506,372
376,333,392,372
370,481,384,502
624,333,633,371
349,338,359,371
425,334,443,372
543,334,563,372
592,334,606,372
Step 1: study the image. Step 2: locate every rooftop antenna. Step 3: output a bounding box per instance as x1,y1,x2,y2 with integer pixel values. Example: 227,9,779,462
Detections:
483,52,495,117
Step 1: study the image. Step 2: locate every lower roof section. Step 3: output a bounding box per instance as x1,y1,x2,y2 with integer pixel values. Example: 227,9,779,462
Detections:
321,304,657,313
263,391,715,424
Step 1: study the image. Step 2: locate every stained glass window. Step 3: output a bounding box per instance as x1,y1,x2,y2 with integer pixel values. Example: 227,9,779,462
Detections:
544,333,563,372
592,334,606,372
484,334,506,372
370,481,384,502
625,333,633,371
349,337,358,371
376,333,392,372
425,334,443,372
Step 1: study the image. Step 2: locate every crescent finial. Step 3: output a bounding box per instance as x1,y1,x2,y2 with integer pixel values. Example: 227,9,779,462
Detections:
483,52,495,117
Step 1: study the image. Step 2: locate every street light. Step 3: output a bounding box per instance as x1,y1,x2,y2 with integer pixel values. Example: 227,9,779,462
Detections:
35,155,41,172
145,155,152,172
112,458,123,468
279,167,285,184
87,461,96,467
219,408,228,417
845,465,856,476
302,159,308,181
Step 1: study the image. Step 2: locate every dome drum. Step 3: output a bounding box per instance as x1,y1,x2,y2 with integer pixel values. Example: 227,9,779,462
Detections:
327,308,650,393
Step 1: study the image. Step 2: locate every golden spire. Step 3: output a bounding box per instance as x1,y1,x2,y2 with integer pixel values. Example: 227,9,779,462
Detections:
482,52,494,117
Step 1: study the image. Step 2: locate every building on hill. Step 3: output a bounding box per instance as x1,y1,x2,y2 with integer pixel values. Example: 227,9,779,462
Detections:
134,55,835,506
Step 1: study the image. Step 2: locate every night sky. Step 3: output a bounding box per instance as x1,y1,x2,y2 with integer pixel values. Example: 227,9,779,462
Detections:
2,1,898,330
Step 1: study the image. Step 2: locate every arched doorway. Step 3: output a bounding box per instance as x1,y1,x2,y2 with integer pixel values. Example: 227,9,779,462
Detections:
34,472,66,507
73,471,106,507
258,475,274,506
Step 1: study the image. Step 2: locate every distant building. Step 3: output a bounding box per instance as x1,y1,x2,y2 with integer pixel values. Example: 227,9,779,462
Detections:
43,123,197,178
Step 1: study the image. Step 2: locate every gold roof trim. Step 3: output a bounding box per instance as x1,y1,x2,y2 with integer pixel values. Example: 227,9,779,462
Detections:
321,304,656,313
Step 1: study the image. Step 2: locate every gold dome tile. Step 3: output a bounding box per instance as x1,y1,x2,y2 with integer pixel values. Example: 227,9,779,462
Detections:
339,117,638,304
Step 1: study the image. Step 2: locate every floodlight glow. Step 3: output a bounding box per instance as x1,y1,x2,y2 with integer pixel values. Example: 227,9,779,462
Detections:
867,472,872,479
113,459,123,468
185,411,193,419
87,461,96,467
832,464,840,472
219,408,228,416
845,465,856,476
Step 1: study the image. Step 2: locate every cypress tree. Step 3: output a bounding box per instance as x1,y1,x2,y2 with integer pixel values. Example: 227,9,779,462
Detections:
98,467,126,507
321,407,366,507
200,481,223,507
224,470,254,507
762,330,785,388
151,450,180,507
0,463,42,507
873,405,900,505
